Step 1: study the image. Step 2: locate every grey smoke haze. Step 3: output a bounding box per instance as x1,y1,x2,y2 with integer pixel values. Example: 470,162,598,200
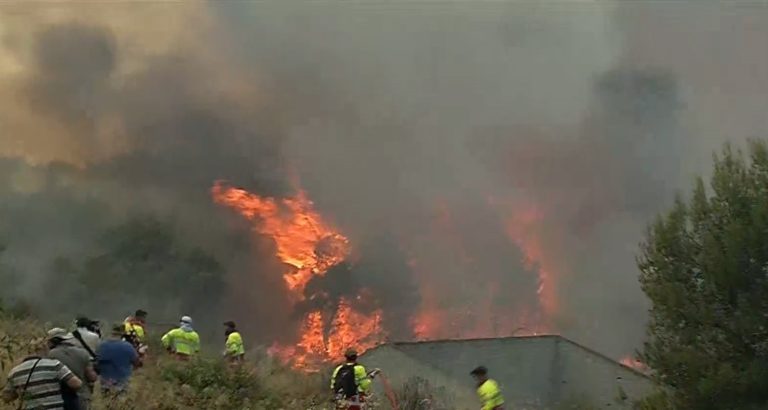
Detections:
0,2,766,358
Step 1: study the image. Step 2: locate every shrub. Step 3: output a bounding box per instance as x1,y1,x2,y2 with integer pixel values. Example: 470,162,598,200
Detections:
0,311,328,410
393,376,454,410
158,357,262,407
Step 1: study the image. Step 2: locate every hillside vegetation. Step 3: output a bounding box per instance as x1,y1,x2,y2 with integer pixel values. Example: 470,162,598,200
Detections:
0,311,329,410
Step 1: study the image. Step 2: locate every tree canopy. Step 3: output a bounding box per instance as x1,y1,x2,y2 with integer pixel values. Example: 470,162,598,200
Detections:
639,140,768,409
44,216,225,328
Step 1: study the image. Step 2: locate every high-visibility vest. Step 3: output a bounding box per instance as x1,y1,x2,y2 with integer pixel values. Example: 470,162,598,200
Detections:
124,320,146,343
225,331,245,356
330,363,371,393
477,379,505,410
161,328,200,356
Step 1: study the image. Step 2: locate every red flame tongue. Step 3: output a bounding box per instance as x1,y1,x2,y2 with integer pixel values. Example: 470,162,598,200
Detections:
212,181,385,370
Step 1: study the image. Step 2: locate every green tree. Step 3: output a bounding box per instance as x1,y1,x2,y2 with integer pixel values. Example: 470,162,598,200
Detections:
638,140,768,409
45,216,225,329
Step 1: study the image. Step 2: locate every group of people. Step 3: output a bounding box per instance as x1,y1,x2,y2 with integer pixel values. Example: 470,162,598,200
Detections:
3,306,502,410
329,349,504,410
1,310,246,410
123,310,244,364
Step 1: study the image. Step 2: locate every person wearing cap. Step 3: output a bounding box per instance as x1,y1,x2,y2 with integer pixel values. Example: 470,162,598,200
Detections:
470,366,505,410
223,321,245,365
330,348,374,410
96,324,141,394
48,328,98,410
72,316,101,358
161,316,200,360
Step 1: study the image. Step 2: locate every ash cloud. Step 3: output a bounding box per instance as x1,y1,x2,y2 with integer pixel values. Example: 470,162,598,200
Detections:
0,2,766,358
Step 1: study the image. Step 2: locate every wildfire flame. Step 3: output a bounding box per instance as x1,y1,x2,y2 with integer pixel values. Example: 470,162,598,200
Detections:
326,298,384,361
619,355,650,374
408,201,552,340
211,181,350,296
212,181,385,370
212,181,560,369
503,203,558,320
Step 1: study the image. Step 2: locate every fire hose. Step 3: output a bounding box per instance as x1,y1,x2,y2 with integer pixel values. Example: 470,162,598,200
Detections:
365,369,400,410
374,371,400,410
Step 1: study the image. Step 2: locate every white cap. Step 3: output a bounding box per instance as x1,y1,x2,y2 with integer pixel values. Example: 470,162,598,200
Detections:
47,328,73,341
180,316,192,324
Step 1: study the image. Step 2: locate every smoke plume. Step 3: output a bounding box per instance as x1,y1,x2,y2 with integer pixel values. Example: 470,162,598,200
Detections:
0,1,766,359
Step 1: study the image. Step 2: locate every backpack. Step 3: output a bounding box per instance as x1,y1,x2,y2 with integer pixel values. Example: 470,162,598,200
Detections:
333,364,358,398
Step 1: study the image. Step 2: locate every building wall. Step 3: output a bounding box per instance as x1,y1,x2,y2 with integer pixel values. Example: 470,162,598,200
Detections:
555,339,655,408
395,337,560,408
361,345,478,409
363,337,562,408
361,336,657,409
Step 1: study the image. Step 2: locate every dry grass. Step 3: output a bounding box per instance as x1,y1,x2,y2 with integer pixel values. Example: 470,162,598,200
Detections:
392,377,454,410
0,313,47,378
0,312,448,410
0,313,331,410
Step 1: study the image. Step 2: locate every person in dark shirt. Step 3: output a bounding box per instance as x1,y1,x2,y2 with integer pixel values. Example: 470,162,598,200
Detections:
96,324,140,394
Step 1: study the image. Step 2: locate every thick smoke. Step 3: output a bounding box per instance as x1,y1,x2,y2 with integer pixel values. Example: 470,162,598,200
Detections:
0,2,766,358
0,4,292,339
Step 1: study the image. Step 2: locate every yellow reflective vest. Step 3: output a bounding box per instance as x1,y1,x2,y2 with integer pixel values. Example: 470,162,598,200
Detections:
124,320,146,343
477,379,505,410
161,328,200,356
225,331,245,356
330,363,371,394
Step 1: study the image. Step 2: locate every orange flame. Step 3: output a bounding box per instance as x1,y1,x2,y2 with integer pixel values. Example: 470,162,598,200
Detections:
212,181,385,369
211,181,350,297
327,298,385,359
408,202,551,340
501,202,559,322
270,302,385,371
213,181,557,366
291,311,325,369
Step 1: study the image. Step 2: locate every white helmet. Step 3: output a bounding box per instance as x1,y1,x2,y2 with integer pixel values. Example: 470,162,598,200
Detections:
180,316,193,324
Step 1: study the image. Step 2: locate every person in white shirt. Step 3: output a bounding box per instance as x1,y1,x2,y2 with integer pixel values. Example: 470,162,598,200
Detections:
72,316,101,358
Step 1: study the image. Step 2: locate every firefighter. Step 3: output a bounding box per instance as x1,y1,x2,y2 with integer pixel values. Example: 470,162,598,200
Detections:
330,348,378,410
223,321,245,365
161,316,200,360
470,366,505,410
123,309,148,355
